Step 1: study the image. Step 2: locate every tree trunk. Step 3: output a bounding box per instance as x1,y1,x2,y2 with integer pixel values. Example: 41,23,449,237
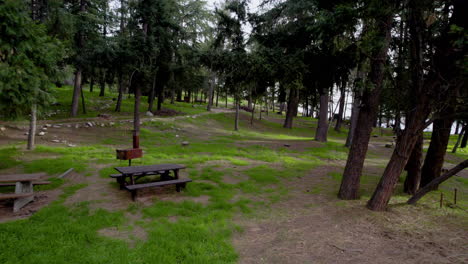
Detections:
407,159,468,205
315,89,329,142
99,72,105,97
367,0,425,210
133,84,141,148
234,98,239,131
89,76,94,92
338,11,393,200
345,91,360,148
334,82,346,132
404,132,423,194
452,126,465,153
420,116,454,188
148,75,156,112
80,82,86,114
71,69,82,117
115,72,123,112
454,121,460,135
283,88,298,129
207,72,214,111
250,100,256,125
157,84,164,111
27,104,37,150
461,130,468,148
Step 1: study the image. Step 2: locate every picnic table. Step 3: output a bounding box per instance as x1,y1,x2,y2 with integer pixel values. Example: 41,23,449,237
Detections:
111,164,191,200
0,173,48,212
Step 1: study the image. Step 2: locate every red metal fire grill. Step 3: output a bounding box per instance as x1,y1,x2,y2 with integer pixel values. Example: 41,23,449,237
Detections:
116,134,142,166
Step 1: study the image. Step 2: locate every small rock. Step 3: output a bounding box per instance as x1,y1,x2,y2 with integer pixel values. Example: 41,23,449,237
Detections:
100,123,105,127
61,140,67,143
86,122,93,127
52,125,61,128
385,143,393,148
66,124,72,128
51,139,60,143
176,135,180,138
109,122,115,126
0,127,5,132
38,131,46,136
45,124,52,127
284,144,291,147
41,127,47,131
67,144,77,147
24,132,29,135
372,135,378,138
181,141,189,146
74,124,80,128
145,111,154,117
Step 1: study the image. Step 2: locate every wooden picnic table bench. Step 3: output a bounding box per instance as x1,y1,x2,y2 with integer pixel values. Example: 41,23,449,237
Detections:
112,164,191,200
0,173,49,212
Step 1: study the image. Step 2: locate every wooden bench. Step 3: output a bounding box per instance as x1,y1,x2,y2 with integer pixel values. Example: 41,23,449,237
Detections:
0,173,47,212
125,178,192,200
0,181,51,187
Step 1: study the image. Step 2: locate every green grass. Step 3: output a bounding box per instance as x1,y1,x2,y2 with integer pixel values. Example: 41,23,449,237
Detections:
2,98,467,263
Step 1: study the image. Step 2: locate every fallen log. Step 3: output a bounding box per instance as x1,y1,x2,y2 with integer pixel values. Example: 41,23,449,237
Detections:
407,159,468,205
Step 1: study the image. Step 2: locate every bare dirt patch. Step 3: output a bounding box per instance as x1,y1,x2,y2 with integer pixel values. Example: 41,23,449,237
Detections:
233,165,468,264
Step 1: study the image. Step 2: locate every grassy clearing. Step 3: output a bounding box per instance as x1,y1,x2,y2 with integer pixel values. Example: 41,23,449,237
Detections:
1,98,467,263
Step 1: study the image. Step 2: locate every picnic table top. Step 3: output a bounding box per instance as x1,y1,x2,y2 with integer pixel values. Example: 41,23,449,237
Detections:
0,173,45,183
115,164,186,175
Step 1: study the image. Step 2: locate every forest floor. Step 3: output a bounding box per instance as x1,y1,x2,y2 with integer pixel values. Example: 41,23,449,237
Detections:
0,90,467,263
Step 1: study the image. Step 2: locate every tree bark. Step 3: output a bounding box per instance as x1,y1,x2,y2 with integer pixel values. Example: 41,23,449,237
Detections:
27,104,37,150
283,88,298,129
334,81,346,132
338,11,393,200
420,115,454,187
234,98,239,131
407,159,468,204
99,71,105,97
345,91,360,148
133,83,141,148
157,84,164,111
115,72,123,112
452,126,465,153
461,130,468,148
404,132,423,194
71,69,82,117
148,75,156,112
80,81,86,114
315,89,329,141
207,72,214,111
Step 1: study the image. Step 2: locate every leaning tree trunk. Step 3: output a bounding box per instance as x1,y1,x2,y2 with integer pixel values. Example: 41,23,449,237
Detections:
367,0,434,211
27,104,37,150
315,89,329,142
404,132,423,194
338,10,393,200
71,69,82,117
420,115,454,188
452,125,466,153
283,88,298,129
461,129,468,148
407,159,468,204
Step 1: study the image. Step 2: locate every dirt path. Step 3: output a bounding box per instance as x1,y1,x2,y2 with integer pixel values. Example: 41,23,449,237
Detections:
233,166,468,264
